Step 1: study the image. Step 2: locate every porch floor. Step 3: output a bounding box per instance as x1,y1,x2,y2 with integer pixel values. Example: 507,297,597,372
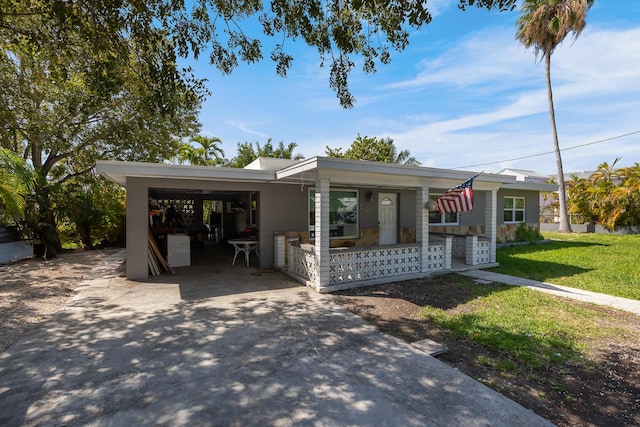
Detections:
146,241,497,298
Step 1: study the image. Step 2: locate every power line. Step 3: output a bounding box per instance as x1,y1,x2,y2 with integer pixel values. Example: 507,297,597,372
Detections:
451,130,640,170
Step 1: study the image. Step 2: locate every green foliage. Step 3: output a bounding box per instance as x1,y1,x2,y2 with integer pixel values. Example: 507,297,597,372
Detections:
177,136,225,166
0,148,32,224
325,134,420,165
1,8,201,255
56,175,126,249
0,0,209,113
226,139,304,168
494,232,640,300
566,159,640,229
1,0,517,108
516,0,592,58
514,223,543,243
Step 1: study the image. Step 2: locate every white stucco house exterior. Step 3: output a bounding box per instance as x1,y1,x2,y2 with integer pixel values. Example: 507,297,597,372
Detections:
97,157,556,293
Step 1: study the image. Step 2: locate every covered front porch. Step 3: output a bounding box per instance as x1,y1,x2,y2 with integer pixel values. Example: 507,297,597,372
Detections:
271,157,505,293
283,235,495,293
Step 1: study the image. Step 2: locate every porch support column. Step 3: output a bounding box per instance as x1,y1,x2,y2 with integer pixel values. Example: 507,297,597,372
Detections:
126,177,149,281
314,178,331,289
416,186,430,273
485,189,497,263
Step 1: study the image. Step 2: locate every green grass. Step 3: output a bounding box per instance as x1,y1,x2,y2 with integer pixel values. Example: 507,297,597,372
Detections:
417,233,639,375
420,277,614,370
491,232,640,300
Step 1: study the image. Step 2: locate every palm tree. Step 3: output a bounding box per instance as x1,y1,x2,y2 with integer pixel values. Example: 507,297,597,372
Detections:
516,0,593,233
190,135,225,166
609,162,640,228
0,149,33,224
391,144,421,166
178,135,225,166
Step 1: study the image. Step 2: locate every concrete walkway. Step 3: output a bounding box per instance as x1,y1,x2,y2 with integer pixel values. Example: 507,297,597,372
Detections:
0,251,552,427
459,270,640,316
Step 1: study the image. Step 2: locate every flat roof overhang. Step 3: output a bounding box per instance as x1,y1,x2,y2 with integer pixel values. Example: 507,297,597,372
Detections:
96,160,276,186
96,157,517,192
276,157,515,191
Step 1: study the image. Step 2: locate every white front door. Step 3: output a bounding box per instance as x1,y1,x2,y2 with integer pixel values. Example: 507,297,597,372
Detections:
378,193,397,245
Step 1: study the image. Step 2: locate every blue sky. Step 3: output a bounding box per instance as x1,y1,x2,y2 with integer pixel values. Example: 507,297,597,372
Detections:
185,0,640,176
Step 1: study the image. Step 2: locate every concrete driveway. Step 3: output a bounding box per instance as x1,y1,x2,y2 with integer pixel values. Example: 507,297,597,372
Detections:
0,251,552,426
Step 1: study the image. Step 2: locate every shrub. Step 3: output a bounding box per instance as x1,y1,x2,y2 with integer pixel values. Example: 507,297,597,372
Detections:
515,223,543,244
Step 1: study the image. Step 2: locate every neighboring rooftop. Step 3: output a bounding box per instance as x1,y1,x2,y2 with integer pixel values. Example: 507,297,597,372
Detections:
498,168,551,183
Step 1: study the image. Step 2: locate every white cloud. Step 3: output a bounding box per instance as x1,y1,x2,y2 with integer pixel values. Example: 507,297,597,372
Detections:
425,0,456,18
224,119,269,138
375,26,640,174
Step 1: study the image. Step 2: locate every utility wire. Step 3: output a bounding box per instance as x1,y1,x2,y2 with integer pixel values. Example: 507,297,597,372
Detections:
451,130,640,170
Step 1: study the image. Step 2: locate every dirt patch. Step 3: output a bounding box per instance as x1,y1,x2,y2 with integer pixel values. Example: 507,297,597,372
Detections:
330,275,640,427
0,249,123,350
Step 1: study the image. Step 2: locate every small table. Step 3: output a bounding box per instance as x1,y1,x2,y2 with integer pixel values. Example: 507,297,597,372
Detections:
228,239,259,266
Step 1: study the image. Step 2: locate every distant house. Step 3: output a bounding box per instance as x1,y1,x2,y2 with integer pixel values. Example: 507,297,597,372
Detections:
497,168,551,183
97,157,555,292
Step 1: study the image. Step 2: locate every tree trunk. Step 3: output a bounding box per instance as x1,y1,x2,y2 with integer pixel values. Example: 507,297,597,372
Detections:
32,184,62,258
545,49,572,233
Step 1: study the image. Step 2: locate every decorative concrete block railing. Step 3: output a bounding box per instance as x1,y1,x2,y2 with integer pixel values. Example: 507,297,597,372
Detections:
288,242,317,283
327,244,422,285
286,240,452,289
448,234,492,266
468,237,492,265
426,235,451,271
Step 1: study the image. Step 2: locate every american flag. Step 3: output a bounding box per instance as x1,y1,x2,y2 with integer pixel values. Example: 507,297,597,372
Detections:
436,174,479,214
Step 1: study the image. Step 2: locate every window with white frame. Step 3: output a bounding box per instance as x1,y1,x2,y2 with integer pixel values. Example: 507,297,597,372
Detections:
504,196,525,223
309,189,359,238
428,195,459,225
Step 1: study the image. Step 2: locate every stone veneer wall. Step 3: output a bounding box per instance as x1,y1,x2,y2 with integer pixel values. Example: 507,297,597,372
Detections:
429,225,485,236
497,223,541,242
282,227,418,248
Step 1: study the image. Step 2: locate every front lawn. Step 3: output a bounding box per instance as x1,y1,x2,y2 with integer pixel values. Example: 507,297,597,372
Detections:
491,232,640,300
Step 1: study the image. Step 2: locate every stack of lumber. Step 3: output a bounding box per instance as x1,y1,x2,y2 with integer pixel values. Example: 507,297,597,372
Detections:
148,229,174,276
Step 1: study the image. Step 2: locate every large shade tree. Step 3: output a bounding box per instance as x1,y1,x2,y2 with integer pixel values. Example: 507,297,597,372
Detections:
1,0,518,109
1,13,201,255
516,0,593,233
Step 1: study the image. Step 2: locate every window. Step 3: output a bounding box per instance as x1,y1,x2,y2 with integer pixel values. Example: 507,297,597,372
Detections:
428,195,459,225
504,196,525,223
309,189,359,238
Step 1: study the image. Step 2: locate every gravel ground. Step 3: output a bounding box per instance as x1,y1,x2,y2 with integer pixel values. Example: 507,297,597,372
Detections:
0,249,123,350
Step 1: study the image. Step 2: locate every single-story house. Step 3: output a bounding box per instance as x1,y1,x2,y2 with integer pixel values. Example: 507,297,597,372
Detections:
497,169,558,236
96,157,557,293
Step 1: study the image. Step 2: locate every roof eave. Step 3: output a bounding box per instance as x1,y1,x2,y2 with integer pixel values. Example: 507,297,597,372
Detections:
96,160,276,186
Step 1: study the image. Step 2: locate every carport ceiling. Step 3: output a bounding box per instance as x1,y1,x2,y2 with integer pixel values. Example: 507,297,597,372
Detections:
149,188,247,199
